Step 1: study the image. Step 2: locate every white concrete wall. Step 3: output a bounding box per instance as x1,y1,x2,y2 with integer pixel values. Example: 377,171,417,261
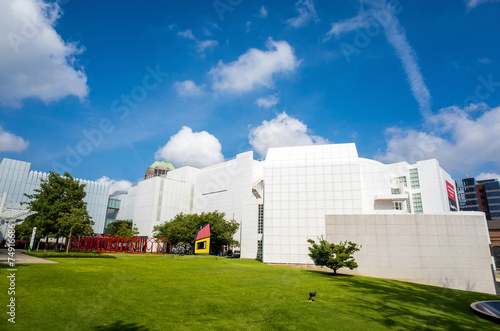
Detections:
263,144,363,264
324,213,497,295
122,175,193,236
193,151,263,259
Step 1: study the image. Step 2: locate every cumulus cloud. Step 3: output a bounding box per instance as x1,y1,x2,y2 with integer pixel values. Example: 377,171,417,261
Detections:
96,176,132,195
465,0,500,9
476,172,500,181
177,29,218,55
210,38,299,94
155,127,224,168
286,0,320,28
256,94,279,108
0,126,29,152
173,80,205,97
0,0,88,107
249,112,328,157
324,0,431,117
376,104,500,173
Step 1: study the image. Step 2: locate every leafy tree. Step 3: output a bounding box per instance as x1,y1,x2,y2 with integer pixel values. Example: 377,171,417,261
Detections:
58,207,95,253
18,172,91,250
153,211,239,254
307,236,361,275
106,220,138,237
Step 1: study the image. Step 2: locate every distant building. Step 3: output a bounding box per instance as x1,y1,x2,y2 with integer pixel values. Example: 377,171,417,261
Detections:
455,177,500,249
144,160,175,180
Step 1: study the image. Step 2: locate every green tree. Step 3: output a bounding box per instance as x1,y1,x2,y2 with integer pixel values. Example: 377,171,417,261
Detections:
58,207,95,253
153,211,239,254
106,220,139,237
18,172,91,250
307,236,361,275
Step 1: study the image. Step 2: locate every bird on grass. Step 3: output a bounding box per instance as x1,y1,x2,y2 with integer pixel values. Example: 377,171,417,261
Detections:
308,291,317,302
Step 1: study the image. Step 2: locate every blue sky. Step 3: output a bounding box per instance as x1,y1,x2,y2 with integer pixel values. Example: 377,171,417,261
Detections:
1,0,500,192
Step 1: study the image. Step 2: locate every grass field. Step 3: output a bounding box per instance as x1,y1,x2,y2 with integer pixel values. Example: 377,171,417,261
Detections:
1,254,498,330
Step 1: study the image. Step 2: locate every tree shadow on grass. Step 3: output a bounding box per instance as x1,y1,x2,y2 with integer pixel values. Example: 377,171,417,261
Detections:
303,269,498,330
93,320,150,330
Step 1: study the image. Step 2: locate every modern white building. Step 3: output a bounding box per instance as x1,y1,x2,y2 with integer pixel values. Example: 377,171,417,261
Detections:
263,143,459,264
2,143,496,294
116,152,264,258
0,158,109,234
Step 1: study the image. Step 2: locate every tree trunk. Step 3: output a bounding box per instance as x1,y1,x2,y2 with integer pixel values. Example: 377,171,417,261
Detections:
66,230,72,253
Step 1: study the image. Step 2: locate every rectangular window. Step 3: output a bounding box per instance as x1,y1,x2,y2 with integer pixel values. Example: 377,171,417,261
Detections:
397,176,407,187
393,202,402,210
258,204,264,234
257,240,263,260
391,188,401,195
197,241,206,250
409,168,420,189
412,193,423,214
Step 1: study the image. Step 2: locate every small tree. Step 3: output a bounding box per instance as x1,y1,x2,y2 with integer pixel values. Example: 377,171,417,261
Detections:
307,236,361,275
116,222,139,237
58,207,94,253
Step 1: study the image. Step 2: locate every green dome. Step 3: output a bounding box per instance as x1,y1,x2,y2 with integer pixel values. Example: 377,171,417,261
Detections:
147,161,175,170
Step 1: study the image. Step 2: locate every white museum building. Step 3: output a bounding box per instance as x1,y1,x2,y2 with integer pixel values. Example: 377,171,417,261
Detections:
1,143,496,294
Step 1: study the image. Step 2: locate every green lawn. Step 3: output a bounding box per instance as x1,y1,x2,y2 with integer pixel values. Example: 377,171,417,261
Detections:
1,254,498,330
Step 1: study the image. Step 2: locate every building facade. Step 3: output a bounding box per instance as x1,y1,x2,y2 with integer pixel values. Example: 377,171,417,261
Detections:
0,158,109,233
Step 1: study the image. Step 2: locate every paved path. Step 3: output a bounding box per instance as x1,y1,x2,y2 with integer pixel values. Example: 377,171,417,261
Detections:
0,248,57,264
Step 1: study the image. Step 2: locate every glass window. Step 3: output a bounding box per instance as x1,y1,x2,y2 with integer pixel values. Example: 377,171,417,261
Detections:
257,240,263,260
197,241,206,250
412,193,423,214
409,169,420,189
258,204,264,234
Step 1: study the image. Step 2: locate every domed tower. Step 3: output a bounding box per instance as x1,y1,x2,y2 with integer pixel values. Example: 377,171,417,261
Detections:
144,160,175,179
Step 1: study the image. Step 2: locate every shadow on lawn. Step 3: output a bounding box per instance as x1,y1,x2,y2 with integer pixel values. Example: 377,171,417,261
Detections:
93,320,150,330
304,269,496,330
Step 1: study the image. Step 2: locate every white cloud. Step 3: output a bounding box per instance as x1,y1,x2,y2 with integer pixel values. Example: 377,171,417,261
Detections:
177,29,218,55
324,1,431,117
96,176,132,195
259,6,268,18
155,126,224,168
0,126,29,152
323,12,370,42
177,29,195,40
210,38,299,94
377,104,500,173
0,0,89,108
476,172,500,181
196,39,218,53
245,21,251,33
256,94,279,108
249,112,328,157
286,0,320,28
465,0,500,9
173,80,205,97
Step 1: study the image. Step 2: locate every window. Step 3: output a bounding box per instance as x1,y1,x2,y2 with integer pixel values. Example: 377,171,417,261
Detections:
258,204,264,234
393,202,402,210
412,193,423,214
257,240,263,260
391,188,401,195
396,176,407,187
197,241,206,250
409,168,420,189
